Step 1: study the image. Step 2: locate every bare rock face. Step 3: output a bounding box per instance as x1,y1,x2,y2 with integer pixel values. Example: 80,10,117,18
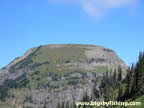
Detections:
0,44,127,108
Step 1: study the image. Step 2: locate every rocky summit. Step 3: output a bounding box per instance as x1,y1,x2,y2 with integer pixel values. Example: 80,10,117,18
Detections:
0,44,127,108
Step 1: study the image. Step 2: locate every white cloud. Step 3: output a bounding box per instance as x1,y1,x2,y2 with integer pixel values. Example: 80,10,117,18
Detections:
49,0,140,20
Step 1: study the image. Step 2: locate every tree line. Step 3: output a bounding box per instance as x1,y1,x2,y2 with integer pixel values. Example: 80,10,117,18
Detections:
56,52,144,108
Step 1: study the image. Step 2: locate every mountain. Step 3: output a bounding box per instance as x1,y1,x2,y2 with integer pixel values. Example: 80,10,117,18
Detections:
0,44,127,108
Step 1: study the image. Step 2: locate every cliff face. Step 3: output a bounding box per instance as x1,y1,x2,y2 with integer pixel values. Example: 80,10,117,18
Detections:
0,44,127,108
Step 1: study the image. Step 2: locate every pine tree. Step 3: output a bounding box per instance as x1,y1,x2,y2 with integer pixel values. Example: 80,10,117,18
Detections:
127,52,144,98
135,62,139,90
124,69,131,99
83,91,89,102
118,66,122,82
113,69,117,88
114,52,144,101
117,85,123,101
137,52,144,95
131,64,136,94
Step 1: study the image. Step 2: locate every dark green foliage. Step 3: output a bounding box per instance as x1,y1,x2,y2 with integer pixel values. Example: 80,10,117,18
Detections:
93,88,100,98
88,58,105,64
36,77,40,81
100,69,122,101
56,101,77,108
30,63,42,69
0,85,8,101
0,73,29,101
5,80,17,88
30,61,49,69
119,52,144,101
42,61,49,65
49,85,59,89
33,70,40,75
16,73,29,88
18,59,33,69
118,66,122,82
137,52,144,94
103,48,113,52
52,74,59,81
113,69,117,88
23,106,33,108
82,92,90,108
117,84,123,101
56,101,79,108
11,94,15,98
9,66,16,73
123,68,131,99
65,60,71,63
128,52,144,99
24,96,32,103
83,91,89,102
67,80,78,85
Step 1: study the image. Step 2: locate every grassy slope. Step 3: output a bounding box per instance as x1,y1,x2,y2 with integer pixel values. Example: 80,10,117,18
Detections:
126,95,144,108
33,45,88,63
14,45,108,89
0,45,110,108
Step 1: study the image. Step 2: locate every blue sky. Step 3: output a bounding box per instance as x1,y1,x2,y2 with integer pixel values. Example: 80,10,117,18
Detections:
0,0,144,68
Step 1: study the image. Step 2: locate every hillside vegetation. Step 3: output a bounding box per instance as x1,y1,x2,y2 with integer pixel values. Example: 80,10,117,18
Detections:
1,44,141,108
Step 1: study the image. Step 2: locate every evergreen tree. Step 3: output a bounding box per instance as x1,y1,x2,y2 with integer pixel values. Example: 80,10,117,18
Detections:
131,64,136,94
117,85,123,101
82,91,90,108
137,52,144,95
118,66,122,82
101,71,114,101
124,68,131,99
0,85,8,101
135,62,139,90
83,91,89,102
113,69,117,88
124,52,144,99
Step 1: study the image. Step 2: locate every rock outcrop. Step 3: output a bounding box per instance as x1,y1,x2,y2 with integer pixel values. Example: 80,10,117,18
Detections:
0,44,127,108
